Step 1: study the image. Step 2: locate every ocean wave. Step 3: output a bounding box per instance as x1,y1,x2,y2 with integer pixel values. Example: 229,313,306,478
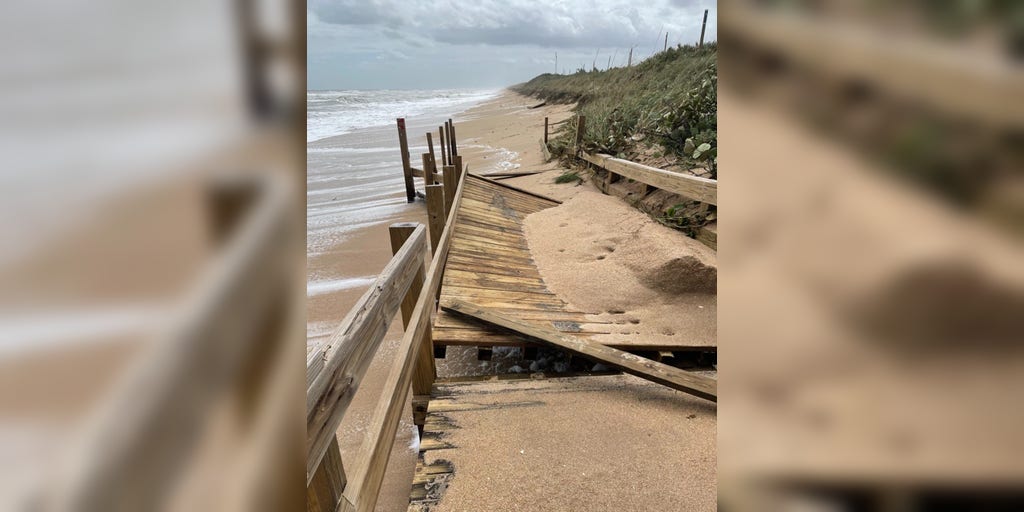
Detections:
306,88,499,142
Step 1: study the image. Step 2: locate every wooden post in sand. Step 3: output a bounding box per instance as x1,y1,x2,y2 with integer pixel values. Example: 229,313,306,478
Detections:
574,115,586,157
439,126,447,167
421,154,434,186
442,165,457,216
388,223,436,429
396,118,416,203
448,118,458,157
443,122,453,163
424,185,445,255
544,117,549,144
453,156,464,185
426,132,436,168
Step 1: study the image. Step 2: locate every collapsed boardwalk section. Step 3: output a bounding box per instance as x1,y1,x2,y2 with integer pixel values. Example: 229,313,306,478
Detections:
433,175,615,349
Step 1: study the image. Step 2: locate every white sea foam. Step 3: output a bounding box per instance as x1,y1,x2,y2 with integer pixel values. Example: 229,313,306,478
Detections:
307,88,499,143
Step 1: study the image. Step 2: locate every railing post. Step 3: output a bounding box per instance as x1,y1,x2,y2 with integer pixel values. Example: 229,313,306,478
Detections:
438,126,447,167
453,156,464,184
396,118,415,203
421,153,433,186
388,223,436,431
442,165,457,216
426,132,436,171
425,185,446,255
574,115,586,157
544,116,549,144
448,118,458,157
307,437,346,512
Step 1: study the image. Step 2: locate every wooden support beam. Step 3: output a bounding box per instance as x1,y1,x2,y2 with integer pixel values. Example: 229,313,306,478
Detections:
448,118,458,157
544,116,549,144
389,224,436,406
426,132,436,170
443,122,453,163
397,118,415,203
442,300,717,402
581,152,717,205
453,156,463,185
425,185,446,256
307,437,346,512
438,126,448,167
442,165,457,217
421,154,433,187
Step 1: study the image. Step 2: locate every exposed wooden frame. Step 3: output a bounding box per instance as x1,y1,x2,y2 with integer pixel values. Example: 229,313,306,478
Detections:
442,300,717,403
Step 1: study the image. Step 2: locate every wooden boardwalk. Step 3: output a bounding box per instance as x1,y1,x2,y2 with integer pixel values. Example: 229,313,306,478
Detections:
432,174,617,349
433,173,713,352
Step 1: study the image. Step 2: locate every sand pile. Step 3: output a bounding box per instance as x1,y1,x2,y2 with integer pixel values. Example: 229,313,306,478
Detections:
523,188,717,347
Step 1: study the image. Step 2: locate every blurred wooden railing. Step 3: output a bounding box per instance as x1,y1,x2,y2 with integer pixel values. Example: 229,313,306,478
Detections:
307,162,469,512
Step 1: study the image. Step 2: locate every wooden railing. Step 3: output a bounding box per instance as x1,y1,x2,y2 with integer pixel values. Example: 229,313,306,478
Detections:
307,161,469,512
580,152,717,206
50,173,298,511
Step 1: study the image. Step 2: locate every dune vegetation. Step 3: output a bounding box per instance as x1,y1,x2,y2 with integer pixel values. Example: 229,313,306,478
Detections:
513,43,717,178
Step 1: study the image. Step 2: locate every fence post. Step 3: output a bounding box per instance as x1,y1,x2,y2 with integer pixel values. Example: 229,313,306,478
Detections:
388,223,436,431
307,437,346,512
574,115,586,157
544,117,549,144
699,9,708,47
442,165,457,216
421,154,434,186
396,118,415,203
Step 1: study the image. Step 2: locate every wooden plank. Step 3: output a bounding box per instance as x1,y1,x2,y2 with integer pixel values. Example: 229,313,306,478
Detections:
443,300,717,402
306,437,346,512
468,173,562,205
306,226,427,485
396,118,415,203
581,152,717,205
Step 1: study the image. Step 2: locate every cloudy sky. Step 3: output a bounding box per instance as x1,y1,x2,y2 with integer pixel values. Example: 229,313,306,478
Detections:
308,0,717,90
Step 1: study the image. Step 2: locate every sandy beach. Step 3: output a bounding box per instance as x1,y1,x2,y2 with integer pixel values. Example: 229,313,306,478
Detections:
311,89,716,511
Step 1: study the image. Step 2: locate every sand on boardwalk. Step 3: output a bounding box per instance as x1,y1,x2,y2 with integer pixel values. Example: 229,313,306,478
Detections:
524,188,717,347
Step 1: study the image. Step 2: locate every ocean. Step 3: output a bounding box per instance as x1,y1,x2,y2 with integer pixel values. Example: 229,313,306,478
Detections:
306,88,499,347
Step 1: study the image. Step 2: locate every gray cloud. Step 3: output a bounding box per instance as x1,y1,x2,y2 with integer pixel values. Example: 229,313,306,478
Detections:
307,0,716,89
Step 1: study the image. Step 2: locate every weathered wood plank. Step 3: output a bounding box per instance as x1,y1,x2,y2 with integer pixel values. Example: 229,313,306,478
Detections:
581,152,717,205
443,300,717,402
306,226,427,485
342,165,470,512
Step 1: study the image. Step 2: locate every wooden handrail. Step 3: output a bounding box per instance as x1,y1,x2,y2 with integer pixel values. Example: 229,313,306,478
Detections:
338,167,469,512
51,173,295,511
580,152,717,205
305,225,427,484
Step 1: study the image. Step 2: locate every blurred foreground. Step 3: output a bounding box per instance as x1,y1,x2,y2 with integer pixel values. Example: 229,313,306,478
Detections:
0,1,305,510
719,2,1024,510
